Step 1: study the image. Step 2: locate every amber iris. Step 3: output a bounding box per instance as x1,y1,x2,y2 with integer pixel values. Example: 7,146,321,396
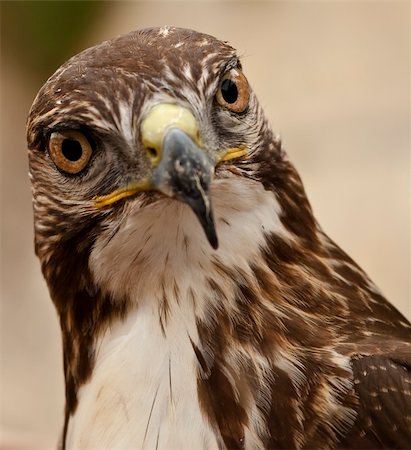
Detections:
216,69,250,113
48,130,93,174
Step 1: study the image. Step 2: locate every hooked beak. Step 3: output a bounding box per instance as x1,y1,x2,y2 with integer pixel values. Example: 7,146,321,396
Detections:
94,103,247,250
152,127,218,249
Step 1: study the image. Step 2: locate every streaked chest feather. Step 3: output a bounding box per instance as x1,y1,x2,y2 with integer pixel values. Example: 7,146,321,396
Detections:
66,178,287,449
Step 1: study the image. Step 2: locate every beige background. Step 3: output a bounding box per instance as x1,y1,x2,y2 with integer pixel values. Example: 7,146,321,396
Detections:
1,2,410,448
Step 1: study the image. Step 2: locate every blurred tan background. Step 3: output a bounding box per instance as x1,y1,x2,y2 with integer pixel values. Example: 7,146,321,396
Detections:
1,1,410,448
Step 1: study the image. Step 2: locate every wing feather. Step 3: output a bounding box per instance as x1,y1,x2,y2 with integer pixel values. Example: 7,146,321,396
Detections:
340,351,411,449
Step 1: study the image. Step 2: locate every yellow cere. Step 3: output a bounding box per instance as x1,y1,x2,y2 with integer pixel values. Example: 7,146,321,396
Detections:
94,180,151,208
140,103,203,156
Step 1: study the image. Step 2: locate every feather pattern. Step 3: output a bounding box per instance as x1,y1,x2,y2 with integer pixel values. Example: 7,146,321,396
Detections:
27,27,411,449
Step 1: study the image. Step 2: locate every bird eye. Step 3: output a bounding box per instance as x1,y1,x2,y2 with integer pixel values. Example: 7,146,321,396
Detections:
48,130,92,174
216,69,249,113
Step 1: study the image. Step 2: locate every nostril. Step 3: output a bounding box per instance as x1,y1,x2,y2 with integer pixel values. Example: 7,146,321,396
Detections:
146,147,159,159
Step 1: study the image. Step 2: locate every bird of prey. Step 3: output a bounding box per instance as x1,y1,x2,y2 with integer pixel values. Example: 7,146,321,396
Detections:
27,27,411,450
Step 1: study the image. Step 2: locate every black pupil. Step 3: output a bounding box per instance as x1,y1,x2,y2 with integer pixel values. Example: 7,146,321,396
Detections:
62,139,83,162
221,78,238,104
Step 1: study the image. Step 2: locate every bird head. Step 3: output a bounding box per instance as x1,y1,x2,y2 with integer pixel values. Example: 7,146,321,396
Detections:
27,27,280,269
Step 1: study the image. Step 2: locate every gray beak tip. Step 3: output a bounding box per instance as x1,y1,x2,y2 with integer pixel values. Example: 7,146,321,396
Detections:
209,236,219,250
203,215,219,250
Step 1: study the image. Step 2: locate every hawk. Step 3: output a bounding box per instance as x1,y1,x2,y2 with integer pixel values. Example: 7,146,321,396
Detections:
27,27,411,449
